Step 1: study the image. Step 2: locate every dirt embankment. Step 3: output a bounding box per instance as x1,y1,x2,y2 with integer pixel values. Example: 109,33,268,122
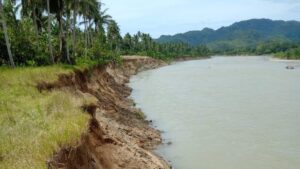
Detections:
38,56,170,169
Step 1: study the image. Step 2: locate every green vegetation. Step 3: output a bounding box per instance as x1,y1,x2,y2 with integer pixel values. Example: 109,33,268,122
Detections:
0,0,210,68
0,0,122,67
121,32,210,60
275,47,300,60
0,66,91,169
0,0,210,168
0,1,299,168
156,19,300,59
211,40,300,56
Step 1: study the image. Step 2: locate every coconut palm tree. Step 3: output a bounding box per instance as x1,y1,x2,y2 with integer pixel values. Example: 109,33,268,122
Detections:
72,0,78,58
77,0,99,55
46,0,54,63
21,0,43,37
65,0,80,59
94,7,112,33
48,0,70,63
0,0,15,67
107,20,121,51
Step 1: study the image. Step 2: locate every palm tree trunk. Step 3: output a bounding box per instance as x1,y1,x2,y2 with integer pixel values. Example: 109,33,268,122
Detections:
59,17,63,56
66,40,70,63
87,20,90,48
84,16,87,57
32,5,39,38
66,14,71,63
0,0,15,67
88,19,92,47
72,0,77,58
47,0,54,64
58,16,69,63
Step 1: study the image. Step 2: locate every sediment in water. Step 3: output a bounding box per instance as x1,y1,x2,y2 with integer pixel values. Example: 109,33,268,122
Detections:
38,56,170,169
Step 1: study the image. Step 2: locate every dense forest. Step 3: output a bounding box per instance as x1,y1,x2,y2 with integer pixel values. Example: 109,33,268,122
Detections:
157,19,300,59
1,1,299,68
0,0,210,67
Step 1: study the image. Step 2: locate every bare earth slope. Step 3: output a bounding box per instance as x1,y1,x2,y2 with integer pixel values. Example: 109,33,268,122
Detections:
40,56,170,169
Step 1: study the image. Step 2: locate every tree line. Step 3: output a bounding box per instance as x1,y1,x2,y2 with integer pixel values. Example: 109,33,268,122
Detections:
210,40,300,58
0,0,210,67
120,32,210,60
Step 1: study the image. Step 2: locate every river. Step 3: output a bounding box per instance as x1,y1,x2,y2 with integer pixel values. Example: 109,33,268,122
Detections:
129,56,300,169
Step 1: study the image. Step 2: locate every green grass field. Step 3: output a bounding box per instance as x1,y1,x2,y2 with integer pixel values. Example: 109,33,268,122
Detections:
0,66,90,169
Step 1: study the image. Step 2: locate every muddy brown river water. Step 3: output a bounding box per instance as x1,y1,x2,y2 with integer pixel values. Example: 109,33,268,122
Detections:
130,56,300,169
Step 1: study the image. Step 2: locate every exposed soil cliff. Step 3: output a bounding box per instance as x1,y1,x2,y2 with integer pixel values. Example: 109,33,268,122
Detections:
39,56,170,169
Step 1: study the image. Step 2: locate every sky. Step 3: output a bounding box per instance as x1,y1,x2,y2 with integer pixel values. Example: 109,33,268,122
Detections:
103,0,300,38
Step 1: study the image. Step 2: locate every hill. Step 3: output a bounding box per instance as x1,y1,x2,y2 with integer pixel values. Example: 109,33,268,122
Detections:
156,19,300,51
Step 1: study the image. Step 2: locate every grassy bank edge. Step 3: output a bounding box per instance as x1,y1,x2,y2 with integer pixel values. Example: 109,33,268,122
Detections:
0,65,94,169
0,55,209,169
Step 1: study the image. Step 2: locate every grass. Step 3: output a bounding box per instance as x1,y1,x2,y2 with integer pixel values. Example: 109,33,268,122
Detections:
0,65,90,169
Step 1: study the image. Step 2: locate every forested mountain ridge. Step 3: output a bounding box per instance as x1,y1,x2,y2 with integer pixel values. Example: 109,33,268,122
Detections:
156,19,300,50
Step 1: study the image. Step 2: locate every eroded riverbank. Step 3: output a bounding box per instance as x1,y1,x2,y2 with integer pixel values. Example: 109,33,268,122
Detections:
40,56,170,169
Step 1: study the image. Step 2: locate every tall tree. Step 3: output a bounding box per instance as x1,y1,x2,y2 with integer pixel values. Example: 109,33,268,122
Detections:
21,0,43,37
46,0,54,63
0,0,15,67
65,0,79,59
77,0,100,56
94,7,112,33
49,0,69,63
107,20,121,51
122,33,133,54
72,0,78,58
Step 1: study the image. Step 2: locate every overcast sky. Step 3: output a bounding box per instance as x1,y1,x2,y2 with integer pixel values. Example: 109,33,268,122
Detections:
103,0,300,38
